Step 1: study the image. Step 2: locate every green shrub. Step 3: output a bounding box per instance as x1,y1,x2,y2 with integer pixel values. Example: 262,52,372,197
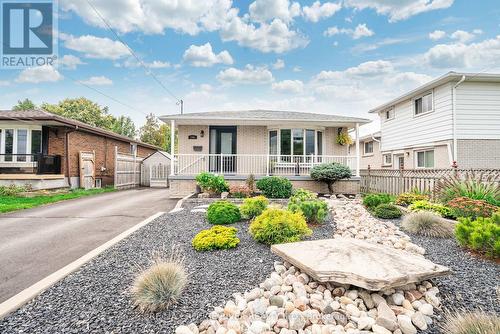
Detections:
435,171,499,206
374,203,402,219
402,211,454,238
0,184,28,196
229,184,252,198
132,252,187,313
310,163,351,194
240,195,269,220
455,213,500,258
290,188,317,203
408,200,455,218
440,310,500,334
447,197,498,220
363,193,393,209
256,176,293,198
206,200,241,224
192,226,240,251
249,208,312,244
195,172,229,194
395,192,429,206
289,200,328,225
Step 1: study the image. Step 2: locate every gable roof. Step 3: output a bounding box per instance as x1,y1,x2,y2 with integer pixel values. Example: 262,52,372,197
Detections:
0,109,160,150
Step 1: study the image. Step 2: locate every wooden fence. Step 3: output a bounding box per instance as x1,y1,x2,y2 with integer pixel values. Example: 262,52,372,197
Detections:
114,147,144,189
360,168,500,195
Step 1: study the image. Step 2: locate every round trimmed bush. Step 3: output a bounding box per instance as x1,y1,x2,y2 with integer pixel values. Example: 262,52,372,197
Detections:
288,200,328,225
363,193,393,209
192,226,240,251
455,213,500,258
240,195,269,220
310,163,351,194
207,200,241,225
374,203,402,219
402,211,454,238
249,208,312,244
256,176,293,198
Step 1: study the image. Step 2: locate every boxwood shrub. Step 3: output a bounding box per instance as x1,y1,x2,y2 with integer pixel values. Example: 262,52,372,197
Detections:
363,193,394,209
374,203,402,219
256,176,293,198
206,200,241,225
249,208,312,244
192,226,240,251
240,195,269,220
288,188,327,224
455,213,500,258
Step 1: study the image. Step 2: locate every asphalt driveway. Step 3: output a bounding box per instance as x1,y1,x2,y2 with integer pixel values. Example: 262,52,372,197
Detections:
0,188,176,303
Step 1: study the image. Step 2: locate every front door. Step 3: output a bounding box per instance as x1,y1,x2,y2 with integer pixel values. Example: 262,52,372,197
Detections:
396,155,404,169
209,126,237,174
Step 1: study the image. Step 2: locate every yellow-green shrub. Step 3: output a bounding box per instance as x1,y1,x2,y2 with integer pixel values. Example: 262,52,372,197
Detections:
249,208,312,244
455,213,500,258
240,196,269,220
192,226,240,251
395,192,429,206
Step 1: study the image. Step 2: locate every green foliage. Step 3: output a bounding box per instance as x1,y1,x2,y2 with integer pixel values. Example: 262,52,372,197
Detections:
249,208,312,244
455,213,500,258
0,184,28,196
192,226,240,251
288,188,327,224
395,192,429,206
256,176,293,198
402,211,454,238
374,203,402,219
409,200,454,218
441,310,500,334
132,252,187,313
448,197,498,220
290,188,317,203
229,184,252,198
12,98,36,111
138,113,176,150
111,115,136,138
207,200,241,225
310,163,352,194
240,196,269,220
363,193,394,209
435,171,499,206
246,174,256,193
196,172,229,194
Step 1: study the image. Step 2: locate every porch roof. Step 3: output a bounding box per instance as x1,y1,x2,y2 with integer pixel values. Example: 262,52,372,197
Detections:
160,110,370,127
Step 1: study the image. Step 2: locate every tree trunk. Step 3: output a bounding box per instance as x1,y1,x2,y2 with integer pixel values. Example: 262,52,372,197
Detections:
327,181,334,194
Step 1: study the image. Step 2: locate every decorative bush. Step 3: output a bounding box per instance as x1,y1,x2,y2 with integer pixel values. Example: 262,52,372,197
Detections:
395,192,429,206
336,129,353,146
408,200,455,218
310,163,351,194
195,172,229,194
0,184,28,196
402,211,454,238
435,171,499,206
240,195,269,220
132,252,187,313
289,188,317,204
373,203,402,219
289,200,328,225
363,193,394,209
206,200,241,225
192,226,240,251
246,174,256,193
455,213,500,258
447,197,498,220
229,184,252,198
249,208,312,244
441,310,500,334
256,176,293,198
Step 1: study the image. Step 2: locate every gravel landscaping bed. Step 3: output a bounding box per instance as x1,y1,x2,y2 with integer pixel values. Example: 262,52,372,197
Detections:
0,202,334,333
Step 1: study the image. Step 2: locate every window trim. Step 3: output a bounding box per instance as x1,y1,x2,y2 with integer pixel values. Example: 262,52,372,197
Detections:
383,106,395,122
363,140,374,156
268,128,325,157
415,149,435,169
0,126,42,163
382,153,392,166
413,90,434,117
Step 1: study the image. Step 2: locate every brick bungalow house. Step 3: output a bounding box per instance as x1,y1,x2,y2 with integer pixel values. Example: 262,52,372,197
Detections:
0,110,158,189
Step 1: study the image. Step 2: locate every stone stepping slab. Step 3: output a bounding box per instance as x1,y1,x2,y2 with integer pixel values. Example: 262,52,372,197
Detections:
271,237,451,291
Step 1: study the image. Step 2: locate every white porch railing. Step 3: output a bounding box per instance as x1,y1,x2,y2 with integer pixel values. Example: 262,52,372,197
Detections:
173,154,357,176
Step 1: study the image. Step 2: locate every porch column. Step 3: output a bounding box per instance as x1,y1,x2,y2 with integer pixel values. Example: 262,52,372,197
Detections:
355,123,360,177
170,120,175,176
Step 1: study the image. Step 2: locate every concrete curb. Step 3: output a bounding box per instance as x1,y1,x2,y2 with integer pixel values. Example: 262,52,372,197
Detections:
0,211,165,319
169,192,194,213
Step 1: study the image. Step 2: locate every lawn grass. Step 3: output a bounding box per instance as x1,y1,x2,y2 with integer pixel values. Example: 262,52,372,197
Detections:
0,187,116,213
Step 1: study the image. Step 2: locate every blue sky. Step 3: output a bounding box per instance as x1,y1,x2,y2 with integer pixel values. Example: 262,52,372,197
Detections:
1,0,499,133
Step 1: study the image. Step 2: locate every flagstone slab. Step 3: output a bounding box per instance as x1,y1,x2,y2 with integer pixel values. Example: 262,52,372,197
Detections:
271,238,451,291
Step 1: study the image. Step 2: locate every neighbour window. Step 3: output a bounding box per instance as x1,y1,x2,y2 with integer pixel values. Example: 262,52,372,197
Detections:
414,92,433,115
383,154,392,165
384,107,395,121
5,129,14,161
31,130,42,155
364,141,374,155
269,130,278,155
0,128,43,162
280,129,291,156
416,150,434,168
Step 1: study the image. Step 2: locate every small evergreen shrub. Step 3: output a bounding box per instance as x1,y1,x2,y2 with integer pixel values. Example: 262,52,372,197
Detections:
192,226,240,251
195,172,229,194
290,188,318,203
440,310,500,334
240,195,269,220
447,197,498,220
310,163,351,194
409,200,455,218
402,211,454,238
289,200,328,225
249,208,312,244
131,252,187,313
206,200,241,225
455,213,500,258
363,193,393,209
256,176,293,198
374,203,402,219
229,184,252,198
395,192,429,206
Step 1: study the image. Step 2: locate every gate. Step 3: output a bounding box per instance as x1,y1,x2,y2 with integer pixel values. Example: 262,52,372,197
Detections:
114,147,143,189
79,151,95,189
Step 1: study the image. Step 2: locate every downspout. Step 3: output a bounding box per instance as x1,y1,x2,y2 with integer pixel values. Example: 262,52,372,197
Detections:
65,126,78,188
452,75,466,166
371,133,380,143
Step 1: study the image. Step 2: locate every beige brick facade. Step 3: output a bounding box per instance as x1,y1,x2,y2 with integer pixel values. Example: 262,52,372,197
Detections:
457,139,500,169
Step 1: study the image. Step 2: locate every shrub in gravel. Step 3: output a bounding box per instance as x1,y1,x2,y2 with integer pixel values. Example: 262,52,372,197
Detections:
229,184,252,198
132,252,187,313
447,197,498,220
290,188,317,203
195,172,229,194
395,192,429,206
373,203,402,219
363,193,394,209
256,176,293,198
402,211,454,238
207,200,241,225
249,208,312,244
240,196,269,220
310,162,351,194
455,213,500,258
409,200,455,218
289,200,328,225
192,226,240,251
440,309,500,334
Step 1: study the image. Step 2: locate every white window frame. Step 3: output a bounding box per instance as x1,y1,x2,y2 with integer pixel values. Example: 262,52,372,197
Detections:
0,124,42,163
413,90,434,117
268,127,325,158
382,153,392,166
415,149,435,169
383,107,395,122
363,141,374,156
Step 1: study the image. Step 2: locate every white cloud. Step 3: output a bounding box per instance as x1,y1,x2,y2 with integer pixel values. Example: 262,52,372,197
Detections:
344,0,454,22
57,55,85,70
450,30,475,43
293,66,302,72
429,30,446,41
249,0,301,23
273,59,285,69
0,80,10,86
79,76,113,86
272,80,304,94
302,1,341,22
324,23,374,39
217,65,273,84
183,43,233,67
147,60,172,68
16,65,63,83
61,34,129,59
119,58,171,69
315,60,394,81
352,37,407,53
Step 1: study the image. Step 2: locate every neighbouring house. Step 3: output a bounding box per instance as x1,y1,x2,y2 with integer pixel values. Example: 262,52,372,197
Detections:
348,132,384,169
0,110,159,189
159,110,370,197
368,72,500,170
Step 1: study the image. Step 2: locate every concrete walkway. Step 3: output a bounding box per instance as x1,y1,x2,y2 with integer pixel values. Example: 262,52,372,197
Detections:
0,188,176,303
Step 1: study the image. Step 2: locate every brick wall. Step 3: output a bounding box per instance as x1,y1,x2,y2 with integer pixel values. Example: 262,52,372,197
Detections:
457,139,500,169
